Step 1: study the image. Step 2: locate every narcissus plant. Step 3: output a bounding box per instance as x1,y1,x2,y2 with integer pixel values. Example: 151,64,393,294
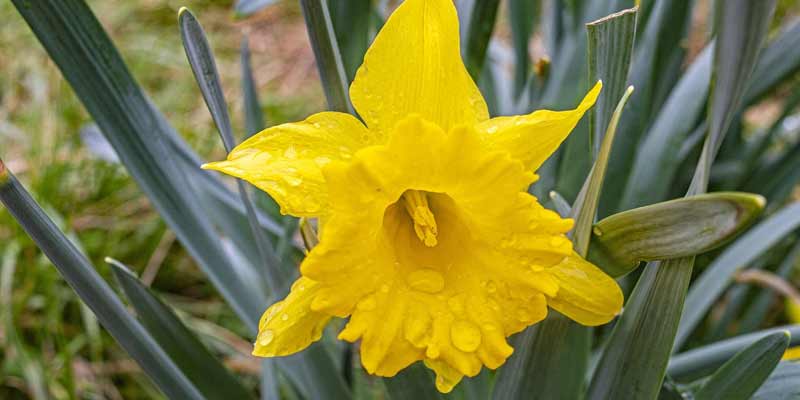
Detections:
204,0,621,392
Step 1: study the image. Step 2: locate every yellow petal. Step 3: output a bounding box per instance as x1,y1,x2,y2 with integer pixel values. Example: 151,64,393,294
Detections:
349,0,488,133
202,112,371,217
546,252,623,326
478,81,602,171
252,277,332,357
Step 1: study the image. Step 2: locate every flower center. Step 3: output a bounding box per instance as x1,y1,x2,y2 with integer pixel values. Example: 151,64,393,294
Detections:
401,190,439,247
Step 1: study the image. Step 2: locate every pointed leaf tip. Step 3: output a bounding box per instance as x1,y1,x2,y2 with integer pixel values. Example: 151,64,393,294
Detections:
178,6,190,17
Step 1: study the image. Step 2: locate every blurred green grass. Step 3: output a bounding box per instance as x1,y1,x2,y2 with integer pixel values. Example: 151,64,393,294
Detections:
0,0,323,398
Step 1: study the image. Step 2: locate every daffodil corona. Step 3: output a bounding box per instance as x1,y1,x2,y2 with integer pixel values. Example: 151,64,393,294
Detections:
204,0,623,392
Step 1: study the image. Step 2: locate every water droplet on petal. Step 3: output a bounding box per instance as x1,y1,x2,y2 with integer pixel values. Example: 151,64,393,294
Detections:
407,268,445,293
486,281,497,294
487,126,498,134
284,146,297,159
450,320,481,352
257,329,274,346
281,314,289,321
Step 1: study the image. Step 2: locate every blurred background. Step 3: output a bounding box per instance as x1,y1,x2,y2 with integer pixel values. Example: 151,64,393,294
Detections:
0,0,798,398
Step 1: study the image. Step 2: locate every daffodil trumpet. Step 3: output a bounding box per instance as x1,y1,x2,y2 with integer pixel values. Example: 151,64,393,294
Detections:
203,0,623,392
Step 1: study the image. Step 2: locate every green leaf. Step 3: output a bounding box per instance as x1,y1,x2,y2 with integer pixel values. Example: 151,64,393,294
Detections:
587,257,694,400
327,0,371,82
385,363,443,400
461,0,501,82
690,0,777,193
299,0,354,114
752,361,800,400
179,7,288,296
492,314,590,399
241,35,266,138
676,201,800,350
744,21,800,105
619,45,713,210
668,325,800,381
693,331,789,400
589,3,779,398
600,0,693,215
508,0,537,99
0,164,202,400
11,0,267,330
108,259,254,400
548,190,572,217
573,86,634,256
586,8,636,156
589,192,765,277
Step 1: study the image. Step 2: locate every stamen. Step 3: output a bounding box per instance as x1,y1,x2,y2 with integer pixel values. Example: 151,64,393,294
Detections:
401,190,438,247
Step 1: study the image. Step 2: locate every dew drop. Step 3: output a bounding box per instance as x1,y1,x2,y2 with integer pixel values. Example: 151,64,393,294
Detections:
284,146,297,159
450,320,481,352
487,126,498,134
407,268,445,293
257,329,274,346
486,280,497,294
281,313,289,321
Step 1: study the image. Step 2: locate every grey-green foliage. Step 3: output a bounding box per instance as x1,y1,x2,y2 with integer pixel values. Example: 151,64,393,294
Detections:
3,0,800,399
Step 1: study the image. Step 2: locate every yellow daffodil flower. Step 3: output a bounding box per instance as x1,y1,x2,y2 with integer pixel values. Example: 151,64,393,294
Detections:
204,0,622,392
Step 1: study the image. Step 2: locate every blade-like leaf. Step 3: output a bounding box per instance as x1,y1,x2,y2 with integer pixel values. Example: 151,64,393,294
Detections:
573,86,634,255
752,361,800,400
0,163,202,400
385,363,443,400
668,325,800,381
491,314,589,399
600,0,693,215
586,257,694,399
549,190,572,217
589,3,778,398
693,331,789,400
462,0,501,82
589,192,765,277
108,259,254,400
619,45,713,210
508,0,537,99
327,0,371,82
690,0,777,193
586,8,636,156
744,21,800,105
676,201,800,350
179,7,288,296
299,0,354,114
241,35,265,138
11,0,267,330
